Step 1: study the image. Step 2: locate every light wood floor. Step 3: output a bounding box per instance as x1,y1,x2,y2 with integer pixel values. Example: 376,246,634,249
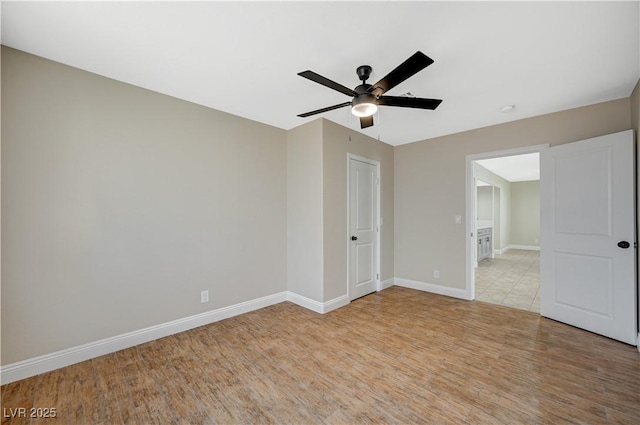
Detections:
2,287,639,424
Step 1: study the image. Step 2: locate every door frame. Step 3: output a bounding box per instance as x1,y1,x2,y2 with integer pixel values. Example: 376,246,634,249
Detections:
347,153,381,300
465,144,548,300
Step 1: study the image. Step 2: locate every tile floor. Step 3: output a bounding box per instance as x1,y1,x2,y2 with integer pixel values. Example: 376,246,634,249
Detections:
475,249,540,313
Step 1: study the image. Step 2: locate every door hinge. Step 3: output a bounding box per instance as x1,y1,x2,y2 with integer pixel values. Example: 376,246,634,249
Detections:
376,273,379,280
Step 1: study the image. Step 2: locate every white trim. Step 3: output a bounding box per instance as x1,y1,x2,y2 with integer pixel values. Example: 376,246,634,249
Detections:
494,246,510,255
494,245,540,255
466,144,548,303
395,278,473,301
286,292,349,314
509,244,540,251
286,292,325,313
321,294,350,312
1,292,287,385
380,278,395,290
1,289,360,384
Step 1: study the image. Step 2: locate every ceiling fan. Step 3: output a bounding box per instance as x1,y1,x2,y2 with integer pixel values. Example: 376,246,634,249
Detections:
297,51,442,129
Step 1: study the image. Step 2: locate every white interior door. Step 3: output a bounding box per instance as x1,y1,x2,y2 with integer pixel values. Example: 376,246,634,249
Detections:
349,156,379,301
540,130,636,345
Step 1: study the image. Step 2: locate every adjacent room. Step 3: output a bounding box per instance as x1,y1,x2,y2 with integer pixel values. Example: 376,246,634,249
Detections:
473,153,541,313
2,2,639,424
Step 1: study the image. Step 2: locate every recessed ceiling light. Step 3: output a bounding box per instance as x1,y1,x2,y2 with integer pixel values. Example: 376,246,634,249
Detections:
499,105,516,113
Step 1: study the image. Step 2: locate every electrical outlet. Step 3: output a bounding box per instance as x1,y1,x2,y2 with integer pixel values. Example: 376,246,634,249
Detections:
201,290,209,303
433,269,440,279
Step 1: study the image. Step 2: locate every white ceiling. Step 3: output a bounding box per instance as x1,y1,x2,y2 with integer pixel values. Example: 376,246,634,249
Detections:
476,152,540,182
2,1,639,146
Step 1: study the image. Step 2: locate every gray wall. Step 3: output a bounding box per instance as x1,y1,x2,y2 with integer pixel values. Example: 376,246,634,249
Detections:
476,186,493,221
2,47,395,365
510,181,540,247
285,118,395,303
395,98,632,289
2,47,287,364
286,120,323,301
475,165,540,250
474,163,512,253
322,119,394,301
492,186,501,252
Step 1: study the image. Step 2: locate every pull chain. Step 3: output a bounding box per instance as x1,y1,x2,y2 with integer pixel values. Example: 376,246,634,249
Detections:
348,106,353,141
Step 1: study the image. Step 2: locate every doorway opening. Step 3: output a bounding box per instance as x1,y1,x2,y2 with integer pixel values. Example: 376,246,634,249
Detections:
466,145,546,313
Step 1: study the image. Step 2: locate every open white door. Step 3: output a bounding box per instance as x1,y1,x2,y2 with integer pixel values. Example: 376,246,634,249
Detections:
540,130,637,345
348,156,379,300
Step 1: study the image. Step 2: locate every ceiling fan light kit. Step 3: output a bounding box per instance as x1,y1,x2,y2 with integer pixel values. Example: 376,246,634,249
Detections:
351,94,378,117
297,51,442,129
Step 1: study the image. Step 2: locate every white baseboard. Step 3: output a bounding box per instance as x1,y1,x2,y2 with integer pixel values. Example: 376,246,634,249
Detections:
1,291,288,385
286,292,349,314
2,278,474,385
380,278,395,290
395,277,473,301
494,245,541,255
1,289,357,385
509,245,540,251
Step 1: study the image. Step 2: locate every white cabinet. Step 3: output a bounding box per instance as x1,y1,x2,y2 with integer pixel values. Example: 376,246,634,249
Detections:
477,227,492,261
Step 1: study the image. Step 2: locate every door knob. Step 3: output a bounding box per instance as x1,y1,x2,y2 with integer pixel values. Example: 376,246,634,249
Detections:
351,236,358,241
617,241,630,249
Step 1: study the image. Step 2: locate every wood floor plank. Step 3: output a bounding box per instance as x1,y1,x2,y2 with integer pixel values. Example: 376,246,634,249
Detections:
30,367,66,425
66,360,101,425
141,339,211,425
118,346,170,425
92,354,133,424
2,287,638,424
0,376,36,425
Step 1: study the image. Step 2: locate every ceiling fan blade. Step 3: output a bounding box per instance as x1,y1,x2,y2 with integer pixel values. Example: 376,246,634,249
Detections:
360,116,374,129
298,70,357,97
369,51,434,97
377,96,442,110
297,101,352,118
